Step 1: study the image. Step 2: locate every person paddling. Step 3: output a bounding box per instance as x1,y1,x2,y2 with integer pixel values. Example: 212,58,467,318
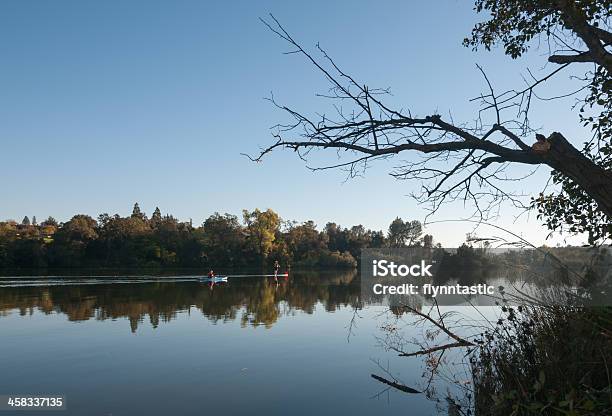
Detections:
273,260,280,279
207,270,215,278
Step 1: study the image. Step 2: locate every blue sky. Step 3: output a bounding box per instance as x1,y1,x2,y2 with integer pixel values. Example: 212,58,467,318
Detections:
0,1,589,246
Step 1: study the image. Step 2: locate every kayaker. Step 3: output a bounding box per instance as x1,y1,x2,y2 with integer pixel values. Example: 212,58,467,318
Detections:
273,261,280,278
207,270,215,278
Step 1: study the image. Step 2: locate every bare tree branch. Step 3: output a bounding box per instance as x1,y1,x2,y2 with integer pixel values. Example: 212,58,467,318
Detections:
371,374,421,394
251,14,612,221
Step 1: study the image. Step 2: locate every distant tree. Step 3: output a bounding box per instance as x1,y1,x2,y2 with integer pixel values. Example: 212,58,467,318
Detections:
22,216,30,226
131,203,147,221
41,224,57,236
94,213,156,266
0,222,18,267
153,215,181,264
370,230,386,248
285,221,326,264
405,221,423,246
151,207,162,228
423,234,434,249
345,225,371,259
388,218,423,247
202,212,245,266
57,215,98,242
40,217,59,237
325,222,347,252
0,222,17,238
387,218,417,246
32,216,37,226
49,215,99,266
100,215,151,241
243,208,281,260
41,216,58,227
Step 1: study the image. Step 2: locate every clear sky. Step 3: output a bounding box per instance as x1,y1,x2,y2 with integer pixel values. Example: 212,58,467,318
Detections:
0,0,590,246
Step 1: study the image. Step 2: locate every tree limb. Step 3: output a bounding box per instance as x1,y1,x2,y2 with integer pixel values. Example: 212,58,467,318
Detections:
371,374,421,394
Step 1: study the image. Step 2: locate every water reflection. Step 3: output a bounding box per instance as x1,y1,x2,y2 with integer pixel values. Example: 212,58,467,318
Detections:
0,271,360,332
1,261,609,416
2,247,610,334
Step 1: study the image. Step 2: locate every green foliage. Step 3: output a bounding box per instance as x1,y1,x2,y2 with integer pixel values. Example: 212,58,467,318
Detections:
387,217,423,247
316,250,357,268
464,1,611,58
533,66,612,243
532,151,612,244
0,204,423,269
150,207,162,229
466,0,612,243
131,202,147,221
201,213,245,267
242,208,280,260
41,216,58,227
472,305,612,415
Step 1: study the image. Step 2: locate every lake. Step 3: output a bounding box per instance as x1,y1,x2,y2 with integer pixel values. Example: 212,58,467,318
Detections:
0,271,468,416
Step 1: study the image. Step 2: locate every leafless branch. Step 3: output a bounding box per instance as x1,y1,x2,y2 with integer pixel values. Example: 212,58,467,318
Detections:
250,14,612,222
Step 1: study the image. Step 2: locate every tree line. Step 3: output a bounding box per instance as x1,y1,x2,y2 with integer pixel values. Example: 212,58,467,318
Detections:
0,203,433,269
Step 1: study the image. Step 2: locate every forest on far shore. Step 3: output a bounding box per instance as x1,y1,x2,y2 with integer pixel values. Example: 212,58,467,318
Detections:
0,203,434,269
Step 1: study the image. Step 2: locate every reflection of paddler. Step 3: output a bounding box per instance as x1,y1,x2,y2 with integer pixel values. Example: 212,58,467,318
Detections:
207,270,216,290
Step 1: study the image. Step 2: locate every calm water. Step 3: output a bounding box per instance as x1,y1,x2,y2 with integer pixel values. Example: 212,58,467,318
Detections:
0,272,453,416
3,250,607,415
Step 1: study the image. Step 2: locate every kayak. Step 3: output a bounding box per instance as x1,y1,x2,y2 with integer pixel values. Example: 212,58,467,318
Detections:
200,276,228,282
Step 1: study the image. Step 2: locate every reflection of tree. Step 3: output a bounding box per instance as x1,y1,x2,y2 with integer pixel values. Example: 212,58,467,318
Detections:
242,280,279,327
0,271,359,332
372,248,612,415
